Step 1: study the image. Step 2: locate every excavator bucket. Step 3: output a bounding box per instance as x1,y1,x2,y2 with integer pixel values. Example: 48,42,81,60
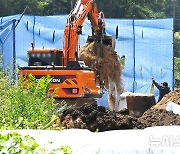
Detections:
86,35,115,57
87,35,115,49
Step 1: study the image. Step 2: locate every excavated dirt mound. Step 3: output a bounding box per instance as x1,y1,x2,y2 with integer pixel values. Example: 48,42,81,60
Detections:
60,90,180,132
154,90,180,110
137,90,180,127
138,107,180,127
61,103,145,132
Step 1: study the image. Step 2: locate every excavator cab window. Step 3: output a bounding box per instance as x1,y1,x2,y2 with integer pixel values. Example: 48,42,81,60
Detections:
28,52,55,66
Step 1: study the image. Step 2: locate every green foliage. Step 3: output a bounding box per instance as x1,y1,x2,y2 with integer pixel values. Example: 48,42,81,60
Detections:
56,145,72,154
0,73,56,129
174,31,180,57
174,57,180,88
174,31,180,88
96,0,166,18
165,0,180,32
0,0,70,16
0,132,72,153
0,54,2,71
0,0,167,17
0,0,179,30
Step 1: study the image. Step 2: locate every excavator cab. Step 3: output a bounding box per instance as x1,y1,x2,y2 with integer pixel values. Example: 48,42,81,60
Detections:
28,48,63,66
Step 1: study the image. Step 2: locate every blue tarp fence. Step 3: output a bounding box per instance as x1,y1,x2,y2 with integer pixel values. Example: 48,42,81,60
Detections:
0,14,174,102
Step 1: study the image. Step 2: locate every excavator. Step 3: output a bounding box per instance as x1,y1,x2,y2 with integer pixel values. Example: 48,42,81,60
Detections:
19,0,115,103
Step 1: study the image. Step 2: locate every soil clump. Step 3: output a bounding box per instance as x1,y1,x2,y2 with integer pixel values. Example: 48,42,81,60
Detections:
61,103,145,132
138,107,180,127
138,90,180,127
154,90,180,110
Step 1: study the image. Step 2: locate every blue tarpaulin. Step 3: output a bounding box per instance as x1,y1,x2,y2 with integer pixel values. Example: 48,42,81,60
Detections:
0,14,173,103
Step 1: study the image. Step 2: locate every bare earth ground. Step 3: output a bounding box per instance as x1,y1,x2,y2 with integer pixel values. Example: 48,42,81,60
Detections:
61,90,180,132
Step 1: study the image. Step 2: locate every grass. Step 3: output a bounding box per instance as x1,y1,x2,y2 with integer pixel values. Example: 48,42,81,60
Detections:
0,73,57,130
0,71,73,152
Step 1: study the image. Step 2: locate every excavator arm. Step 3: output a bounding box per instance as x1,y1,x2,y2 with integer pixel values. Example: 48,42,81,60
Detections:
63,0,114,66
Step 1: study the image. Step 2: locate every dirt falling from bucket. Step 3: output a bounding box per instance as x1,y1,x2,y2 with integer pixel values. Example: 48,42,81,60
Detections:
79,42,124,109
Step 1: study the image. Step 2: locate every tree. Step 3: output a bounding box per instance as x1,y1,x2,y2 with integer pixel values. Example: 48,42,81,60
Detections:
0,0,70,16
95,0,166,18
0,0,39,16
165,0,180,31
174,31,180,88
0,0,14,16
175,31,180,57
42,0,70,15
0,0,178,30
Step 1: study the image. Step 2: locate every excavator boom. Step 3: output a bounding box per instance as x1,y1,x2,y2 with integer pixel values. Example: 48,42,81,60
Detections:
63,0,114,65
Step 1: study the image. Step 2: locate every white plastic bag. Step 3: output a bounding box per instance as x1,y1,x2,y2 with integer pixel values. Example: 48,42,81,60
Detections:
166,101,180,115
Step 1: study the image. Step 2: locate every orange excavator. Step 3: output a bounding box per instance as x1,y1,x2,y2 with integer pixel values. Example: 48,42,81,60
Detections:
19,0,114,101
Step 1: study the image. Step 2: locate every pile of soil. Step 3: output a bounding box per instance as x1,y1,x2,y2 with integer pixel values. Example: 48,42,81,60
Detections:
138,107,180,127
138,90,180,127
60,90,180,132
154,90,180,110
61,103,145,132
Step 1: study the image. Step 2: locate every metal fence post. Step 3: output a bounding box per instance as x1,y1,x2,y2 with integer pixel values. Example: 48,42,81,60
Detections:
132,19,136,92
12,19,16,82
